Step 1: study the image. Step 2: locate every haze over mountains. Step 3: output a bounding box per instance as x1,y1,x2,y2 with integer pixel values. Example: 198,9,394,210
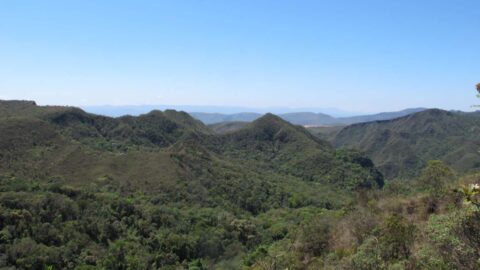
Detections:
82,105,360,118
83,105,427,127
193,108,426,126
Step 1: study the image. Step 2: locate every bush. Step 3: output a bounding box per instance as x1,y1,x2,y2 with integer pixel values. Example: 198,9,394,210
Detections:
417,160,455,195
379,214,415,261
423,210,476,269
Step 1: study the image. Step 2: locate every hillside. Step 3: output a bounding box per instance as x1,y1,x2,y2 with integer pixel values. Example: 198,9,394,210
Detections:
0,100,382,191
307,125,345,140
214,114,383,189
208,121,250,134
333,109,480,179
0,100,386,269
335,108,426,125
1,101,478,270
0,101,214,193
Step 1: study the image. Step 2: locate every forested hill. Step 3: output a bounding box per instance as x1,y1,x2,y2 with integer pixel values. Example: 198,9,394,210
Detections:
0,100,385,269
0,100,382,191
333,109,480,179
1,100,479,269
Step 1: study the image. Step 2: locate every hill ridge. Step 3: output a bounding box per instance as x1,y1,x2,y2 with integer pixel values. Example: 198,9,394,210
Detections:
333,108,480,178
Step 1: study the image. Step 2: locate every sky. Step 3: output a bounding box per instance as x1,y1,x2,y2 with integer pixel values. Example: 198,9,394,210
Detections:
0,0,479,113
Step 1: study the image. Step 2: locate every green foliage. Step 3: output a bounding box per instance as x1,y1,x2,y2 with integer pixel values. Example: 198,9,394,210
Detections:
0,101,381,215
0,180,232,268
294,215,334,258
0,178,346,269
2,101,479,269
219,114,384,190
421,210,478,269
379,214,415,261
455,183,480,208
349,214,415,270
417,160,455,195
334,109,480,179
415,245,448,270
243,245,268,266
350,237,385,270
382,179,414,196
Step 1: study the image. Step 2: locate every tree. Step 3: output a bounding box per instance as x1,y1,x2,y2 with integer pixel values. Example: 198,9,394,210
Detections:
476,83,480,99
417,160,455,195
475,83,480,107
380,214,416,260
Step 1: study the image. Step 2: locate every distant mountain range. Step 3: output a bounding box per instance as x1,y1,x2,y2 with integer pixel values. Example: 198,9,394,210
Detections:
192,108,427,126
82,105,426,126
191,112,261,124
82,105,360,117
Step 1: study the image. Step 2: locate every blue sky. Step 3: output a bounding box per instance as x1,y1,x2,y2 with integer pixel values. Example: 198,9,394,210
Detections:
0,0,479,113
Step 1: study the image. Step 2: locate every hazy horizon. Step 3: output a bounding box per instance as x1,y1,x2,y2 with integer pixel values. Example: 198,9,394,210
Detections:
1,1,479,112
2,2,480,269
80,104,388,117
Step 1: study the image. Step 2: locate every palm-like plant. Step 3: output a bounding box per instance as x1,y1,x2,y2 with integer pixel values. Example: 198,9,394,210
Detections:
455,183,480,208
474,83,480,107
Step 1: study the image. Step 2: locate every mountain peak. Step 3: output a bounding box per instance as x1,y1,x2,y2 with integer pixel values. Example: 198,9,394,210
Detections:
226,112,328,149
411,108,450,117
253,112,284,123
249,113,300,136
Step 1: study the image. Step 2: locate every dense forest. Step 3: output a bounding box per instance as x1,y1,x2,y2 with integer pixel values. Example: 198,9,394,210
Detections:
0,100,479,269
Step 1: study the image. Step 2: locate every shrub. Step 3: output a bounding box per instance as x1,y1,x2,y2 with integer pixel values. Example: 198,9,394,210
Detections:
417,160,455,195
379,214,415,261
